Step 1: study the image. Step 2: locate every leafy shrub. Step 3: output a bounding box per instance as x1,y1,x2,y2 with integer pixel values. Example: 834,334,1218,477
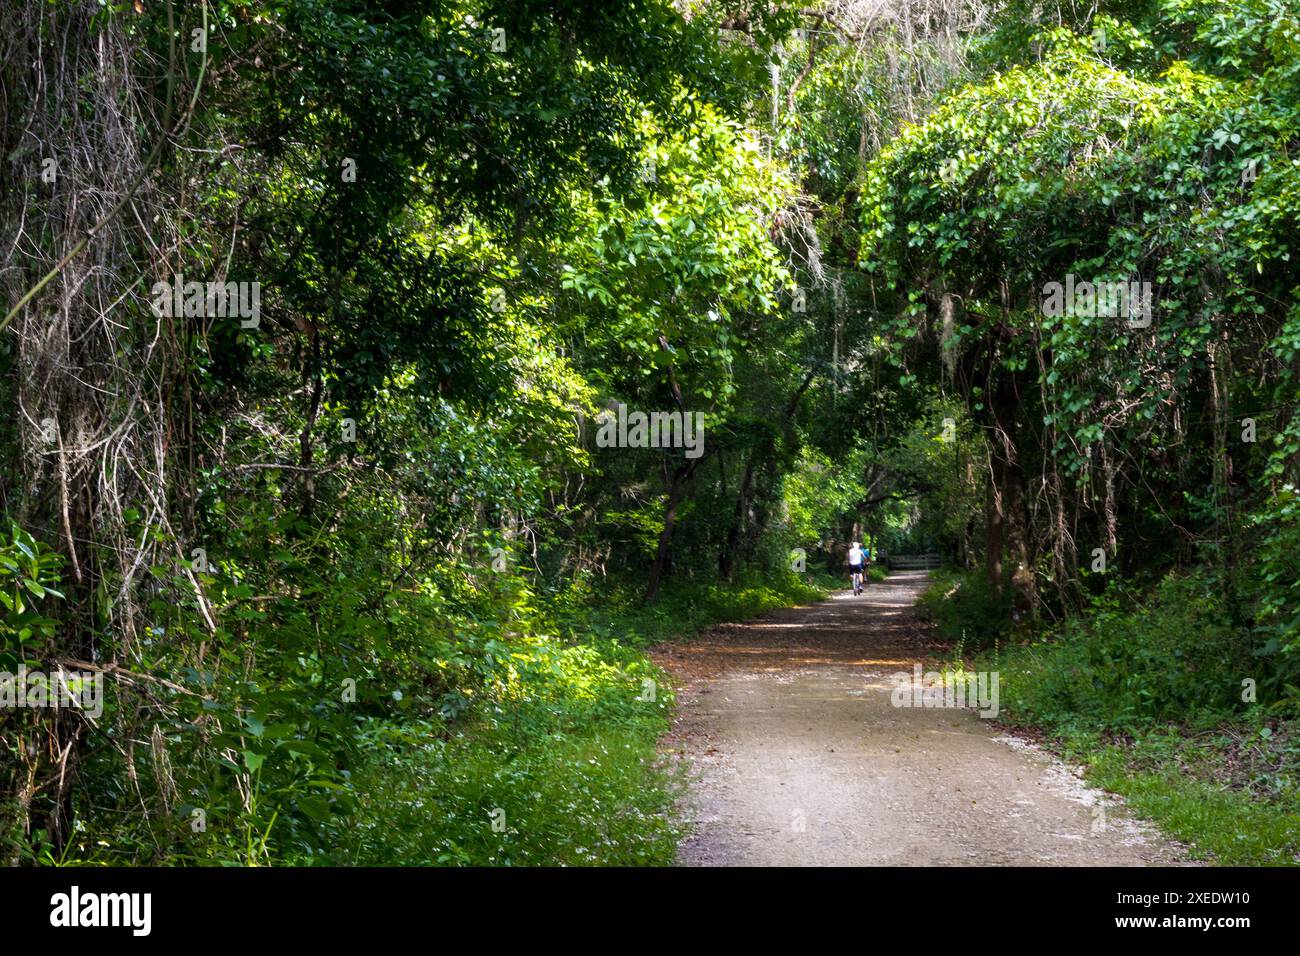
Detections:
982,571,1254,734
955,567,1300,864
317,570,825,866
918,569,1013,650
1251,486,1300,698
0,522,65,669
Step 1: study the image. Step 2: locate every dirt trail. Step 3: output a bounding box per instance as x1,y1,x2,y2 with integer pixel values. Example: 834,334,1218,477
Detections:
652,572,1192,866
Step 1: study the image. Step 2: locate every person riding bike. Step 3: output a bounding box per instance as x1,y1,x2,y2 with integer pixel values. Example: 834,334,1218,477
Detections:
847,542,867,595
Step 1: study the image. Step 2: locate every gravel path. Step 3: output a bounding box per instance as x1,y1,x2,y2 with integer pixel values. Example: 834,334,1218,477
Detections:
652,571,1192,867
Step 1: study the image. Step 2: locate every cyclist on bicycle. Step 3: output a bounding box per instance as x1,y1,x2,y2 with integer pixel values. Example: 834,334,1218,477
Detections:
847,541,867,595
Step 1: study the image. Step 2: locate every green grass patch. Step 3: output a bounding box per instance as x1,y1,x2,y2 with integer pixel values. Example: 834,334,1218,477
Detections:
330,715,684,866
324,571,830,866
1079,739,1300,866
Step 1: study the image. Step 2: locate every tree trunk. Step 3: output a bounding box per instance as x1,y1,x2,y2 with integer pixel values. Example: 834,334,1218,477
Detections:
644,459,697,604
720,454,757,581
985,463,1004,594
1003,452,1035,617
986,370,1035,614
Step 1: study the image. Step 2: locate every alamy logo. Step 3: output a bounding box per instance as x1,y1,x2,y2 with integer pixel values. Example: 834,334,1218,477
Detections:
50,886,151,936
595,403,705,459
1041,274,1153,328
890,664,1000,718
0,666,103,719
150,274,260,328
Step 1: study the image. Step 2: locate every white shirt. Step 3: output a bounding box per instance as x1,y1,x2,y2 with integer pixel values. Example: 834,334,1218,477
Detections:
848,546,865,565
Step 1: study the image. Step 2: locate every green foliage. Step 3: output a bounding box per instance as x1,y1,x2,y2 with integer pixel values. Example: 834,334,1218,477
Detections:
985,571,1258,733
326,618,684,866
24,0,821,867
318,570,822,866
977,568,1300,864
0,523,64,669
554,572,829,651
919,569,1013,650
336,716,684,866
1251,486,1300,693
782,450,872,544
0,524,66,863
10,0,1300,869
1078,722,1300,866
560,105,794,404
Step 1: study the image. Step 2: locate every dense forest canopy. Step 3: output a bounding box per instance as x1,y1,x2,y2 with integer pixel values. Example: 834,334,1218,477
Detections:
2,0,1298,865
